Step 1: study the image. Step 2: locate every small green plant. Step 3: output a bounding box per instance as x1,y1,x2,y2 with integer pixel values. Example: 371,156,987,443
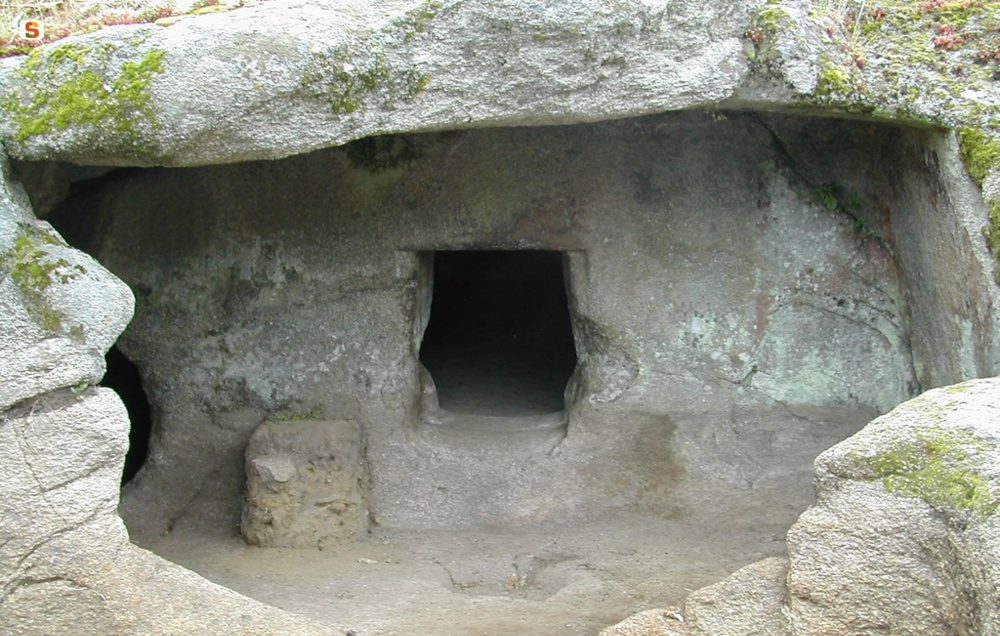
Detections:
816,183,839,210
385,0,444,42
744,1,792,65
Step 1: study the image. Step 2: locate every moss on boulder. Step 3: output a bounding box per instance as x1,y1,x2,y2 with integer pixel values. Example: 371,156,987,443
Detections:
1,41,164,151
0,224,84,333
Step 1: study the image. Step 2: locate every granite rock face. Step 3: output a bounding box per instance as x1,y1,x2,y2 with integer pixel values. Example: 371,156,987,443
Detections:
72,112,985,535
0,0,758,166
0,0,997,169
0,151,133,412
602,379,1000,636
0,0,998,632
598,558,792,636
785,378,1000,636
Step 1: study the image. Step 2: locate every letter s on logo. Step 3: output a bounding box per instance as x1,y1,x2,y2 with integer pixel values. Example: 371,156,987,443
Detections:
21,20,43,40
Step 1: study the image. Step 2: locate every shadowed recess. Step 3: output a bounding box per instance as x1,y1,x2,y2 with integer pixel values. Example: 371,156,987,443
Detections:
419,250,577,417
101,345,152,484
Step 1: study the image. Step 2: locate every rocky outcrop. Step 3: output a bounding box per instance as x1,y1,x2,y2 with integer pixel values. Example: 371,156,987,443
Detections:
786,378,1000,636
1,0,999,633
600,558,792,636
0,0,996,168
94,113,938,534
0,0,757,166
602,378,1000,635
0,146,338,634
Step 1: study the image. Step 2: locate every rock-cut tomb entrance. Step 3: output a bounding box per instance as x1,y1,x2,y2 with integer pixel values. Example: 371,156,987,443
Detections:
17,109,999,635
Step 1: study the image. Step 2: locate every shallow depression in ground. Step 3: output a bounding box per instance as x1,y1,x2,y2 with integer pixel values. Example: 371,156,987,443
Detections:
134,484,799,636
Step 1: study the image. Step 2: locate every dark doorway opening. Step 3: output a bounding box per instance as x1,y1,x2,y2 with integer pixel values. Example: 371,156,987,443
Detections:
419,250,577,417
101,346,152,484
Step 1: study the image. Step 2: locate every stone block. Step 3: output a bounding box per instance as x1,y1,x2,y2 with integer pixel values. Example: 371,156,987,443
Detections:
241,419,368,548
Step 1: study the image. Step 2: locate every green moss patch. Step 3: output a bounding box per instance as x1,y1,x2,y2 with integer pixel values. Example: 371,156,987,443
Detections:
857,427,999,521
387,0,444,42
1,42,165,144
266,404,327,423
1,225,85,332
957,127,1000,284
959,127,1000,185
809,0,1000,127
745,1,793,70
330,53,392,115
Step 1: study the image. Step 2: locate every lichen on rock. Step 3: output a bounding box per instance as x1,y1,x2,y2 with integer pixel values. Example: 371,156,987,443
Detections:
803,0,1000,125
829,380,1000,523
299,40,430,116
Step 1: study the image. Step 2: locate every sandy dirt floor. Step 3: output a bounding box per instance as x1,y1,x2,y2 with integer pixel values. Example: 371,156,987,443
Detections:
133,483,803,636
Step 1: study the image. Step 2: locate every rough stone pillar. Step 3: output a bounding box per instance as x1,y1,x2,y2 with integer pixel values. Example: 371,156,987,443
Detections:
242,419,369,548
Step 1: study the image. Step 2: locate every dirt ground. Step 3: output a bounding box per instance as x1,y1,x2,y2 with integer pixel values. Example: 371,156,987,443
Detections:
133,482,803,636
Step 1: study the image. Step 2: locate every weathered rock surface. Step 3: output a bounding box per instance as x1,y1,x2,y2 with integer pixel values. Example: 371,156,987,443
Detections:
0,389,130,593
682,557,791,636
599,608,688,636
599,558,791,636
0,152,134,412
0,143,339,633
0,0,996,168
604,379,1000,636
76,113,969,535
0,0,998,633
242,419,369,548
0,0,755,166
786,378,1000,636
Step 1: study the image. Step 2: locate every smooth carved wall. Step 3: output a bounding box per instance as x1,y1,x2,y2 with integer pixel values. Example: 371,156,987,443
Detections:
40,111,997,535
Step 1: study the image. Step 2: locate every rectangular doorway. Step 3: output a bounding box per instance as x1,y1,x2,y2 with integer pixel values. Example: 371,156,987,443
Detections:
418,250,578,417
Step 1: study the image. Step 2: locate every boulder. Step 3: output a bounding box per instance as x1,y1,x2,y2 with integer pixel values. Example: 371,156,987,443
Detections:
0,0,757,166
0,0,998,632
599,608,689,636
681,557,791,636
605,379,1000,635
1,0,998,168
786,378,1000,636
242,419,369,548
0,389,131,592
0,149,133,412
599,558,791,636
